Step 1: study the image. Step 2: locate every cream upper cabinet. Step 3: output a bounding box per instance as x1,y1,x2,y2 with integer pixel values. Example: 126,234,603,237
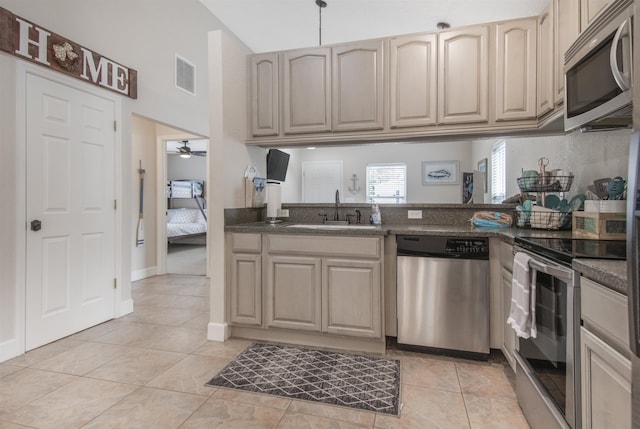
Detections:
581,0,612,30
249,53,279,137
283,48,332,134
554,0,581,105
438,26,489,124
495,19,537,121
537,4,555,116
332,41,385,131
389,33,437,128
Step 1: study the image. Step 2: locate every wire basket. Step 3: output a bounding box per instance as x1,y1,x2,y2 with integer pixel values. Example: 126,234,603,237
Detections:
517,174,574,193
515,209,572,230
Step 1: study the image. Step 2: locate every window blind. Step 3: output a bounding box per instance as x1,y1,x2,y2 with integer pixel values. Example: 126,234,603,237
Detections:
366,163,407,204
491,140,506,203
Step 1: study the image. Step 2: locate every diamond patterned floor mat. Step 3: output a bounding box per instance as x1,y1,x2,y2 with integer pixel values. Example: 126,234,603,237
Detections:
206,343,401,415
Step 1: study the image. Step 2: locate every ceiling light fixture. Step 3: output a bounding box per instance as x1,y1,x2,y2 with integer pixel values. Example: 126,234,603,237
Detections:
315,0,327,46
178,140,192,159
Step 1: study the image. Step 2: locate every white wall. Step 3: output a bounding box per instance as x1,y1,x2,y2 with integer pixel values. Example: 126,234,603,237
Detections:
0,0,228,361
280,141,474,203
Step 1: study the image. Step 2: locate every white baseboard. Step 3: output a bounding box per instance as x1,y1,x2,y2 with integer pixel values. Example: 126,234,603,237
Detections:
0,338,22,364
131,266,157,282
117,299,134,318
207,322,229,342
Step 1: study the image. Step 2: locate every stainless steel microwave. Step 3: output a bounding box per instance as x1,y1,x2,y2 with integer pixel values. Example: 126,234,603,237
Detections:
564,0,633,132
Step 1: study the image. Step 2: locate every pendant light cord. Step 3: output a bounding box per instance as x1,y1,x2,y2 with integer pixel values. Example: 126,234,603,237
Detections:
315,0,327,46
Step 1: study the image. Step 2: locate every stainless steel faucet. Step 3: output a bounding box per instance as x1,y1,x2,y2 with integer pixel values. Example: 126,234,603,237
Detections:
334,190,340,221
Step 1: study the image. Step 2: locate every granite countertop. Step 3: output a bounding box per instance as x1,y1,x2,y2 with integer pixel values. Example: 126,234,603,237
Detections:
573,259,628,295
225,221,626,294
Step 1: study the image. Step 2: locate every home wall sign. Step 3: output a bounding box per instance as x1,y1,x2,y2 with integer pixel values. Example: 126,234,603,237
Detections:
0,7,137,99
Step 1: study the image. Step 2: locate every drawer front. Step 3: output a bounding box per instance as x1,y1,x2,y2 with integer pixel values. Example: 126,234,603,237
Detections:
231,233,262,253
267,234,381,259
581,276,629,350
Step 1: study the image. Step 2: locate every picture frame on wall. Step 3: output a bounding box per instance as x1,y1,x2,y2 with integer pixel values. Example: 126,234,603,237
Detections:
422,160,460,185
477,158,488,188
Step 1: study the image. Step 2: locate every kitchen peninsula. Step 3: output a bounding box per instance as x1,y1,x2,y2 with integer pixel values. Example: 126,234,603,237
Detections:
224,203,628,358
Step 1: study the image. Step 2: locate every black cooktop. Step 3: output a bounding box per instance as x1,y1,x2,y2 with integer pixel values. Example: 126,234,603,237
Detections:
514,236,627,265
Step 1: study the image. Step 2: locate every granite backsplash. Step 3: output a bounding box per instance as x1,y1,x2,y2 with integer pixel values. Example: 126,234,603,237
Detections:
224,204,517,226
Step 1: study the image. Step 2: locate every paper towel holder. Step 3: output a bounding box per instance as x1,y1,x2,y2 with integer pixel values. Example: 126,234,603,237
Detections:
266,181,283,224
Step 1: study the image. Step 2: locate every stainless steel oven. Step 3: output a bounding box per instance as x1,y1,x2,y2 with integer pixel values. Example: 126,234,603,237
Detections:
512,245,580,429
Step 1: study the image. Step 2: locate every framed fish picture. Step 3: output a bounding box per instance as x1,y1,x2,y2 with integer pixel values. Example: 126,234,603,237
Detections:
422,160,460,185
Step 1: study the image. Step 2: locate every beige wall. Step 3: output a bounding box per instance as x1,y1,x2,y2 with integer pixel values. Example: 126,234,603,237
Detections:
208,29,265,340
131,116,158,276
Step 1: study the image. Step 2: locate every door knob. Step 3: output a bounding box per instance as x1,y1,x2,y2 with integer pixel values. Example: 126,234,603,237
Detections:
30,219,42,231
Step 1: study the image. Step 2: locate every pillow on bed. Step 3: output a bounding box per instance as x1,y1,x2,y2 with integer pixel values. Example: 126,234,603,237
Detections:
167,208,198,224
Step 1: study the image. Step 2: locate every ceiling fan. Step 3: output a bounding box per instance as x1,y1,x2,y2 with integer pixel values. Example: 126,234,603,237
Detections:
177,140,206,158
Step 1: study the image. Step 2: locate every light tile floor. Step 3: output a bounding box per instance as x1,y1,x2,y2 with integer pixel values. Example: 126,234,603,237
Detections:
0,274,530,429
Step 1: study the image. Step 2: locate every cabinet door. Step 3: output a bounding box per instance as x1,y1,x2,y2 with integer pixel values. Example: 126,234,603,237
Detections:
332,41,384,131
502,267,517,371
581,327,632,429
322,259,382,338
495,19,537,121
283,48,331,134
537,5,555,116
389,34,437,128
438,26,489,124
229,253,262,326
249,53,279,136
554,0,581,105
265,255,322,331
581,0,612,30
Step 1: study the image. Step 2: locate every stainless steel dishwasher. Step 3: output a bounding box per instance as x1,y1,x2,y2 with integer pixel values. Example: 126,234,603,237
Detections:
396,235,490,356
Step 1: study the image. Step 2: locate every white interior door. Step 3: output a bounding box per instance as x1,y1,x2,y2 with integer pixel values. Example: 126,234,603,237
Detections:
25,73,116,350
302,161,343,203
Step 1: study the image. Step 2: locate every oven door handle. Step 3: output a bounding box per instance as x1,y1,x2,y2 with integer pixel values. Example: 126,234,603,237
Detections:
528,258,573,283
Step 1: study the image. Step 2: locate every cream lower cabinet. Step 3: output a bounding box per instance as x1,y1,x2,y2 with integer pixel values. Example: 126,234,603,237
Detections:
581,328,631,429
264,234,383,340
228,233,262,326
581,277,632,429
499,241,517,371
265,255,322,331
322,259,381,338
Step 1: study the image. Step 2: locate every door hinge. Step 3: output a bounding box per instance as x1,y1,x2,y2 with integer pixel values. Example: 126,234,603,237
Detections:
113,120,117,131
114,199,117,210
113,278,117,289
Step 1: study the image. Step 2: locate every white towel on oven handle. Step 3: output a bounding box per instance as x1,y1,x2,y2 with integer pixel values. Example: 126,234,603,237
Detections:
507,252,537,339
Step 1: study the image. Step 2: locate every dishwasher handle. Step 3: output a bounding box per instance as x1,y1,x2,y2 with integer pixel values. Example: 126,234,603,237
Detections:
397,250,463,258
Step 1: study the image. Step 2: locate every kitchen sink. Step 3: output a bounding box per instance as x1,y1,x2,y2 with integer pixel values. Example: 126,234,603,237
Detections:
286,224,377,230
